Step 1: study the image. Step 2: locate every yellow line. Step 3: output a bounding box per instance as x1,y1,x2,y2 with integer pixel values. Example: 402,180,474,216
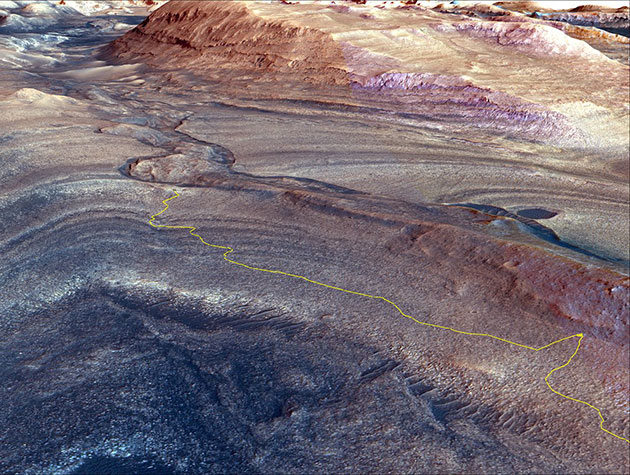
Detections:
149,190,629,444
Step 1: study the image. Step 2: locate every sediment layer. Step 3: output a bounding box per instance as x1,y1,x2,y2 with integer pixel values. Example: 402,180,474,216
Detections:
1,1,628,473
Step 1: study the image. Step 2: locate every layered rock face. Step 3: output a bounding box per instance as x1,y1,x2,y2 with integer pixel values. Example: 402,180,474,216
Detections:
106,0,630,261
1,1,629,474
106,0,350,85
495,1,629,29
432,1,630,64
106,1,629,147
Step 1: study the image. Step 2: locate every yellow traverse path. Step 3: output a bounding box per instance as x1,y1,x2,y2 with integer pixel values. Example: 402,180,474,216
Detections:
150,190,629,444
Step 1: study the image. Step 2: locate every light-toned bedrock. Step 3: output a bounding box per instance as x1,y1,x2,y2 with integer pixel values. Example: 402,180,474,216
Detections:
105,1,629,143
105,0,630,263
1,1,629,473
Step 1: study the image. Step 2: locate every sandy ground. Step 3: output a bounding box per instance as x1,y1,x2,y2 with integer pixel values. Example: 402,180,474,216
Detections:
0,1,628,473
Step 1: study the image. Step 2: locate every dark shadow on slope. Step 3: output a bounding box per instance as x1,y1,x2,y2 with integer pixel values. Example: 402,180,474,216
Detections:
450,202,624,266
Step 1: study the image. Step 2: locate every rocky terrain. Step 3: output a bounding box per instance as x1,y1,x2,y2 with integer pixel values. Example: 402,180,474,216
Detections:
0,1,628,474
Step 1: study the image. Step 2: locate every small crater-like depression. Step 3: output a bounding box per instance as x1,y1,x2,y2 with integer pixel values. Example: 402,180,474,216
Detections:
516,208,558,219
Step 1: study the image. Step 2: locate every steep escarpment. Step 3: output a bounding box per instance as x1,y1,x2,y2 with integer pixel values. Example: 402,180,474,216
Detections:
498,2,630,31
541,9,629,30
433,1,629,65
102,0,630,261
105,0,350,85
104,0,629,149
352,71,586,144
447,19,614,59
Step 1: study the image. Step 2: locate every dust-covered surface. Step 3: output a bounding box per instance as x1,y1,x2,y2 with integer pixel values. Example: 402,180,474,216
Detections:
1,1,629,474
